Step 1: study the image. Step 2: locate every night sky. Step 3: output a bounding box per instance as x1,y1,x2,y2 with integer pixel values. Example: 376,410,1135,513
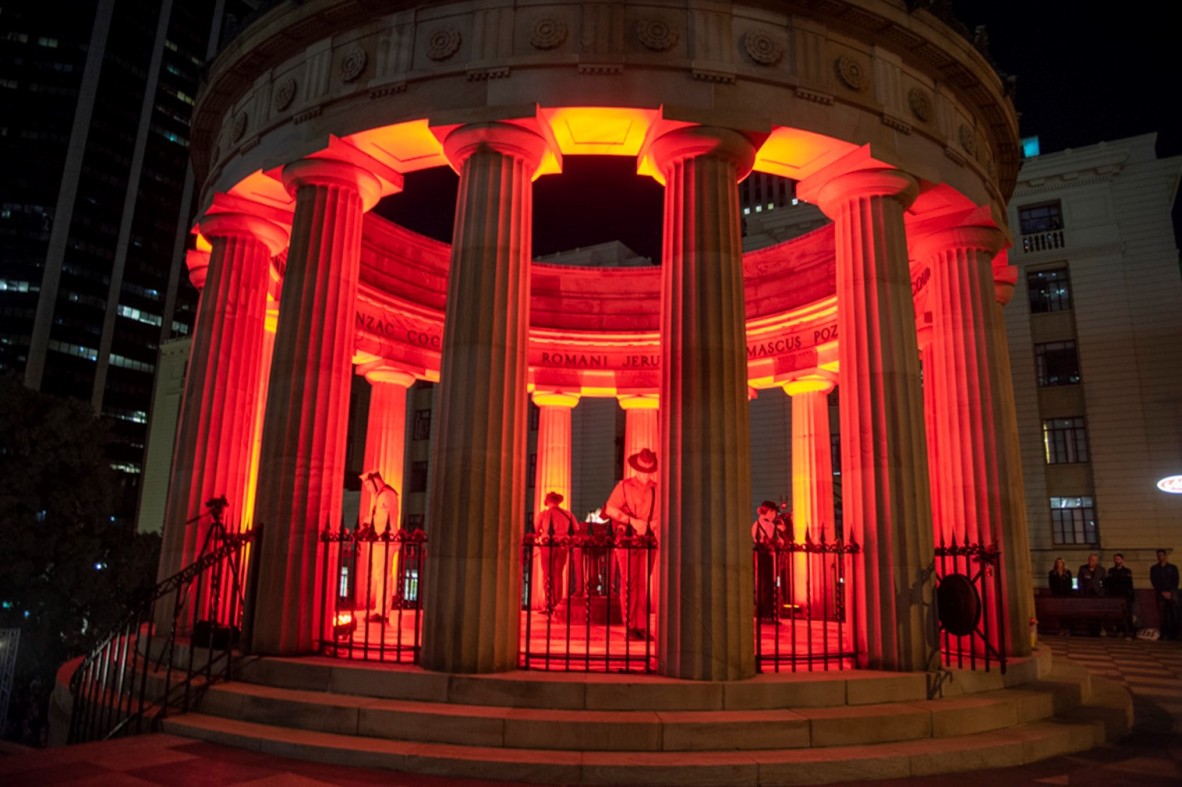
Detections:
378,2,1182,261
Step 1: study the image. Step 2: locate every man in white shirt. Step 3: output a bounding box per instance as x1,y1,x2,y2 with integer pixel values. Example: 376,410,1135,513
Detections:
604,448,659,640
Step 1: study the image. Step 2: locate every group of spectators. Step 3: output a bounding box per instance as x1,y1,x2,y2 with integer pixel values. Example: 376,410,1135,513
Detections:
1047,549,1180,639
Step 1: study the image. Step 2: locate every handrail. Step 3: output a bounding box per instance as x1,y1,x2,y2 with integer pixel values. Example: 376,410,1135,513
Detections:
67,518,256,744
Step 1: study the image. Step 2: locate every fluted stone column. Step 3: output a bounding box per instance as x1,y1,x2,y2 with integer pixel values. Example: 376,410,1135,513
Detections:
619,394,659,480
249,159,380,655
421,123,550,673
991,258,1035,656
158,212,286,602
650,126,756,681
800,168,935,671
532,392,579,512
784,377,837,611
353,366,414,610
529,392,578,610
918,225,1016,655
917,321,944,545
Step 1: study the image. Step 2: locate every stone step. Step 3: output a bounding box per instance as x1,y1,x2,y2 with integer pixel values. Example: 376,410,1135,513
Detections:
162,707,1120,785
195,678,1061,751
233,652,1044,711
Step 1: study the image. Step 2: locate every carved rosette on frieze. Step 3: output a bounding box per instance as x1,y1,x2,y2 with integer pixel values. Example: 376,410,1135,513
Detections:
907,87,932,122
834,55,867,91
530,17,568,50
426,26,462,61
959,123,977,156
742,30,783,66
340,45,368,83
636,18,679,52
273,76,297,111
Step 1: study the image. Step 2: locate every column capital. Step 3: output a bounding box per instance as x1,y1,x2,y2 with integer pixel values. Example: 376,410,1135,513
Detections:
197,211,290,256
442,122,552,177
186,249,211,291
281,157,383,211
646,126,757,182
993,261,1019,307
911,224,1007,264
617,393,659,410
532,391,579,408
364,365,417,388
803,168,918,219
782,373,836,397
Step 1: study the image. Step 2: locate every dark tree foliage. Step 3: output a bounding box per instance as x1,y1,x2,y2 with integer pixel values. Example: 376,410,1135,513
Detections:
0,374,160,745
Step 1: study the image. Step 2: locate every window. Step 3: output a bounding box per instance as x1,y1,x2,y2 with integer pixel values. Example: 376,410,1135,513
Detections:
1035,341,1080,386
1027,267,1072,313
529,403,540,431
1018,201,1062,235
1043,417,1089,464
412,408,431,440
527,453,537,487
1050,496,1097,545
409,461,428,493
405,514,424,531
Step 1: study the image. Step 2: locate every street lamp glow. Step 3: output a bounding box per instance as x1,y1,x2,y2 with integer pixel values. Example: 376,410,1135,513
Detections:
1156,475,1182,494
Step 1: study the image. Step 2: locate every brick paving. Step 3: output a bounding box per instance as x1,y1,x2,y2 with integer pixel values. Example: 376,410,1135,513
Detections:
2,637,1180,785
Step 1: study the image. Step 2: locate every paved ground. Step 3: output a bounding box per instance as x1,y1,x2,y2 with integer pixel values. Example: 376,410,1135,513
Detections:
2,636,1179,786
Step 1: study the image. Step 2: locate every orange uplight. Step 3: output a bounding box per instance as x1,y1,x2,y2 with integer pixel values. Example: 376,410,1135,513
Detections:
540,106,661,157
1157,475,1182,494
194,232,212,252
755,127,855,182
344,119,449,174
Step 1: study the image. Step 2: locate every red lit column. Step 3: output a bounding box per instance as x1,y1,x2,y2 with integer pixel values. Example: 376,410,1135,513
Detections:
619,395,659,479
249,158,380,655
421,123,550,673
532,392,579,513
529,392,579,611
157,212,286,596
353,366,414,612
992,258,1035,655
800,167,934,671
783,376,836,611
650,126,756,681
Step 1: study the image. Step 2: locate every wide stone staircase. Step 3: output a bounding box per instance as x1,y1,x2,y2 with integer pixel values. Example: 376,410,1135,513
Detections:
156,645,1133,785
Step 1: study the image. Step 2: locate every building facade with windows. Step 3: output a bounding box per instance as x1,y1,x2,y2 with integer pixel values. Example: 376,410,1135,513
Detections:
1002,134,1182,580
0,0,257,519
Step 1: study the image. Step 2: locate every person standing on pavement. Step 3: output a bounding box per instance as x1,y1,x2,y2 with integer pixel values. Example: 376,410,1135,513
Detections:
1150,549,1180,640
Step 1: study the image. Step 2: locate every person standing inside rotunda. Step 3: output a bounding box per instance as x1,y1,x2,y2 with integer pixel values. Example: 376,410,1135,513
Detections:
536,491,577,614
359,471,400,617
604,449,659,640
752,501,786,621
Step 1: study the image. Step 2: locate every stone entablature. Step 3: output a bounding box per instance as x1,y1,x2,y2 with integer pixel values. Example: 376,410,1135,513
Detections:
193,0,1017,214
351,213,849,395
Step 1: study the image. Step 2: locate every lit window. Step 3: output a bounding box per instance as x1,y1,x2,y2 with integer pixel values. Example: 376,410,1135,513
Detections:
1027,267,1072,313
1034,341,1080,387
410,461,428,493
1050,496,1097,545
1018,201,1062,235
412,408,431,440
1042,417,1089,464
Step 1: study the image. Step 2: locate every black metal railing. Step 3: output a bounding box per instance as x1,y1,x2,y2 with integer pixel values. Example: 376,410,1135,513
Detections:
318,524,426,663
68,509,254,743
934,538,1007,674
520,522,657,673
754,532,860,672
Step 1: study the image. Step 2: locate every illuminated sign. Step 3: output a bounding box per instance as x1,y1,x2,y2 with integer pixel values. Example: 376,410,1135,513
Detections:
1156,475,1182,494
